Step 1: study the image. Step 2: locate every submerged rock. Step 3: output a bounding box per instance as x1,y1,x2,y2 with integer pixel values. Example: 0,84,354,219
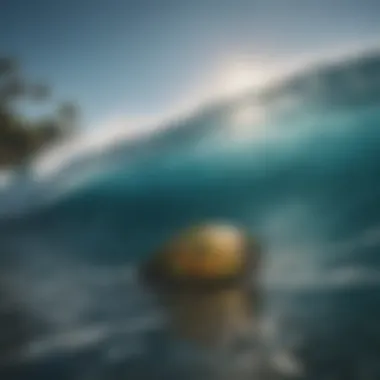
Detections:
141,223,260,289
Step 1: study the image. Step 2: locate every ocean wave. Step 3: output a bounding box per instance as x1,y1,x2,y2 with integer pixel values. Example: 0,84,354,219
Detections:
0,49,379,221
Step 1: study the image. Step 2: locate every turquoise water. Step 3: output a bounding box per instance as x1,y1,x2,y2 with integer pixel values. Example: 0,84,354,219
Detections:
1,52,380,379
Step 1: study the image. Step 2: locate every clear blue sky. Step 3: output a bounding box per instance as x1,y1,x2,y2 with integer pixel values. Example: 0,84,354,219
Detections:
1,0,379,129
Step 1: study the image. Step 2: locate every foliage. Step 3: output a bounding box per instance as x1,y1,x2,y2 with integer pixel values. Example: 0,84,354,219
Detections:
0,57,78,168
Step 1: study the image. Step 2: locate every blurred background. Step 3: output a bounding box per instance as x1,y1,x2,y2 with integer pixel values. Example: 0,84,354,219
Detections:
0,1,380,379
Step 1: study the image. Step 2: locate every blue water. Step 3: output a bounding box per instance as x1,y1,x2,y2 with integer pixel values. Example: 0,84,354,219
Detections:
1,52,380,379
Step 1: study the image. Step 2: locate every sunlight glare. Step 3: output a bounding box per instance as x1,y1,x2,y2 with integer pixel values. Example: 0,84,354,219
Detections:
217,59,272,97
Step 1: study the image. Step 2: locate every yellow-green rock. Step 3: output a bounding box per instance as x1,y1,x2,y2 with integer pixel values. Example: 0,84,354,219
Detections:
142,223,260,287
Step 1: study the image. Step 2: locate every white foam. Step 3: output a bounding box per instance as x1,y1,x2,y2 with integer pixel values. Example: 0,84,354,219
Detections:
271,350,303,376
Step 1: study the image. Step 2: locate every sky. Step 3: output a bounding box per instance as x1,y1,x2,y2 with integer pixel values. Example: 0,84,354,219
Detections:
1,0,380,131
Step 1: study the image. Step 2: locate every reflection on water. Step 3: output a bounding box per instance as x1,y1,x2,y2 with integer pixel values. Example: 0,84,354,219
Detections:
160,287,258,348
144,284,270,380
